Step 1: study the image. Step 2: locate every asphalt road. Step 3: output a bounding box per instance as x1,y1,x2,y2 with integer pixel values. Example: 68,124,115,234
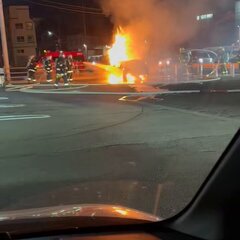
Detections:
0,85,239,219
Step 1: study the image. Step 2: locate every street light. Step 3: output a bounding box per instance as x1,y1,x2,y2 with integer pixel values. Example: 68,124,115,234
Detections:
83,44,88,60
46,31,61,50
237,26,240,46
47,31,53,37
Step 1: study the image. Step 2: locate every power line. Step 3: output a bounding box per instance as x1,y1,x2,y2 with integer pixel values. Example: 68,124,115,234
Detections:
40,0,102,12
25,0,104,15
28,0,103,14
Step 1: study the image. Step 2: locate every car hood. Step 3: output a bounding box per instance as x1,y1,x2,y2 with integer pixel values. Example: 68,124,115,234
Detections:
0,204,159,222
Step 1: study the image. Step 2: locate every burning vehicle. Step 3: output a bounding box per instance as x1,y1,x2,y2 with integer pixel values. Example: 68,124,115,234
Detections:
105,30,148,84
120,59,149,84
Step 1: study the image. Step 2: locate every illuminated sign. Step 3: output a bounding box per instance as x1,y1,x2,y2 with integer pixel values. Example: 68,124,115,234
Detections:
196,13,213,21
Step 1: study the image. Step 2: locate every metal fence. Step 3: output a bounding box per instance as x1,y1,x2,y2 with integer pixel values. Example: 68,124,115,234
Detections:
10,67,27,81
151,62,240,84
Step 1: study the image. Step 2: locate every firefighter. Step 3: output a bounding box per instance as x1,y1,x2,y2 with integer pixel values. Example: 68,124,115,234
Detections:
179,48,191,65
27,55,37,83
218,48,228,75
43,55,53,83
55,51,69,87
66,55,73,82
179,48,191,76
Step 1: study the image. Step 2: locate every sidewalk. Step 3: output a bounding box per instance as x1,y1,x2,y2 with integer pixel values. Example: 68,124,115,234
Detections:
156,76,240,91
8,67,107,85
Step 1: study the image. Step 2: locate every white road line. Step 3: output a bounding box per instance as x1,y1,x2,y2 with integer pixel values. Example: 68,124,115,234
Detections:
6,85,25,88
119,96,149,102
0,104,25,108
0,115,50,121
226,89,240,93
6,85,31,92
6,85,33,92
0,97,8,100
20,88,159,95
147,104,240,123
6,88,21,92
20,87,201,96
53,85,89,91
150,77,221,86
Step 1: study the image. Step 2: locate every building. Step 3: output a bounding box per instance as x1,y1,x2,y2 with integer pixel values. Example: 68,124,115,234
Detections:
188,0,238,48
7,6,37,67
235,1,240,25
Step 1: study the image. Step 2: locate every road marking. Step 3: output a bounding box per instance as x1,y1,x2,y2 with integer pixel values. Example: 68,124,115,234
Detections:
37,83,90,87
6,85,29,90
6,85,32,92
19,86,201,96
6,88,21,92
52,85,89,91
6,84,89,92
119,96,149,102
0,115,50,121
144,103,240,123
223,89,240,93
0,97,8,100
20,86,240,96
150,77,221,86
6,85,26,88
20,88,161,95
0,104,25,108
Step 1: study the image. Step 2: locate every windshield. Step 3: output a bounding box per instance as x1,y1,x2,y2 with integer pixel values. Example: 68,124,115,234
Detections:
0,0,238,221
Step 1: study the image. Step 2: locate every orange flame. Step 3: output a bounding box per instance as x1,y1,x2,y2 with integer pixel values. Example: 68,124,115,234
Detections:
108,29,135,67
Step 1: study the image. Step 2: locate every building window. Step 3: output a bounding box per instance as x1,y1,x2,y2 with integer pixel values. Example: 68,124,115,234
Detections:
26,22,33,30
15,23,23,29
17,49,25,54
27,35,34,43
16,36,25,43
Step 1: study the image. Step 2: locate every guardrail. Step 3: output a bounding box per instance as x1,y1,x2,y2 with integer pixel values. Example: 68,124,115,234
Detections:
154,63,240,84
10,67,27,81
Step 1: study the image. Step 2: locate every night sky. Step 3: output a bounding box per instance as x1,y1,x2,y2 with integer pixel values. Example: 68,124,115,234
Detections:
4,0,112,49
3,0,237,50
5,0,101,12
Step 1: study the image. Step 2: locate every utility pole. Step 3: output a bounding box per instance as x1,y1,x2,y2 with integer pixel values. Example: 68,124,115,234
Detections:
0,0,10,84
82,0,87,43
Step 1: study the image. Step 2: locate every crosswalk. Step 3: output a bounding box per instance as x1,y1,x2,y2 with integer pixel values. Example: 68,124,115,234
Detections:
0,115,50,121
5,85,30,92
0,104,25,108
0,95,51,122
0,97,8,100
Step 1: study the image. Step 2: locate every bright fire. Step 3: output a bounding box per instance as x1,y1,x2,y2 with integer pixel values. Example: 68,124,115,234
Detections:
90,29,139,84
108,73,123,84
108,29,134,67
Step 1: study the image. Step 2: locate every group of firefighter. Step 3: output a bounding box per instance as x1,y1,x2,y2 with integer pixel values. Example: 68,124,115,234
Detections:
27,51,74,86
179,47,230,75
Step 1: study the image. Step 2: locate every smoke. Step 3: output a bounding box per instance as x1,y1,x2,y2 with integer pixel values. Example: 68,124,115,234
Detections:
100,0,210,59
